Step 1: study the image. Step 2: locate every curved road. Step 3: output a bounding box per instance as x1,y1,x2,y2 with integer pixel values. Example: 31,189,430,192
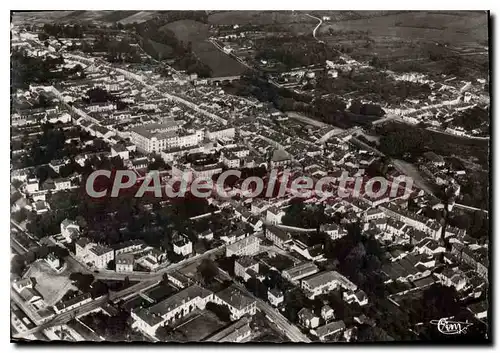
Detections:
305,14,324,43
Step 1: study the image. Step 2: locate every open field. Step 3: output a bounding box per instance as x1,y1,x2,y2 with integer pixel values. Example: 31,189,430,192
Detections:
23,260,76,306
161,20,246,77
317,11,488,78
318,11,488,44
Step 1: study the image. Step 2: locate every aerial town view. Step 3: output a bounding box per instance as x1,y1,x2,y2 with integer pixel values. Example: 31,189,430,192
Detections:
10,10,490,343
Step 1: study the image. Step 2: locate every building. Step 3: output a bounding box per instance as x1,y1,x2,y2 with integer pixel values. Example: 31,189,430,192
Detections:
75,238,114,269
320,223,343,240
266,207,285,225
312,320,346,341
54,293,92,314
49,159,66,173
54,178,71,191
298,308,320,329
173,234,193,257
131,285,214,337
204,317,252,343
267,288,284,307
45,253,61,270
282,262,319,283
111,144,130,160
290,240,324,262
167,271,193,289
226,235,260,257
270,149,291,168
343,289,368,306
12,278,34,294
213,285,257,320
114,239,146,255
206,127,235,141
60,219,80,242
115,253,134,272
234,256,259,281
130,122,203,153
301,271,357,299
265,225,291,248
321,305,335,322
25,177,39,194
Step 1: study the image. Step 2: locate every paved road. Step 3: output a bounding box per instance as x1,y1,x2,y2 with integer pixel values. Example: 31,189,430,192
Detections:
305,14,324,43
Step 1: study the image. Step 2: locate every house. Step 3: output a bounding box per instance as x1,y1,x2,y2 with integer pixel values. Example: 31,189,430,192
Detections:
343,289,368,306
267,288,284,307
131,285,214,337
226,235,260,257
12,278,34,294
115,253,134,273
45,253,61,270
265,225,291,248
213,285,257,320
198,229,214,241
111,144,130,160
167,271,193,289
311,320,346,341
321,305,335,322
266,207,285,225
54,178,71,191
60,219,80,243
298,308,320,329
34,200,50,214
49,159,67,173
320,223,344,240
234,256,259,281
25,177,39,194
290,240,324,262
173,234,193,257
54,293,92,314
19,287,43,304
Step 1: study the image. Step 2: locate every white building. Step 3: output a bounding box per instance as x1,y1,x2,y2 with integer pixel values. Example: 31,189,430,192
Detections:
234,256,259,281
267,288,284,307
115,253,134,272
75,238,114,269
61,219,80,243
226,235,260,257
301,271,357,299
131,285,214,337
266,207,285,225
45,253,61,270
173,235,193,257
130,123,203,153
213,285,257,320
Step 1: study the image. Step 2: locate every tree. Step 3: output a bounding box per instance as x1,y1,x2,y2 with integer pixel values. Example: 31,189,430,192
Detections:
107,259,115,270
206,302,232,322
197,259,218,284
69,273,95,292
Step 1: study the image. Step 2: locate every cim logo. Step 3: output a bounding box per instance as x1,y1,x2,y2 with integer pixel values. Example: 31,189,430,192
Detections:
430,318,473,335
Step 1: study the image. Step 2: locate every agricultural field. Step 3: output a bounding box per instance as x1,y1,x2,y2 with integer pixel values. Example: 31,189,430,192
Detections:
160,19,246,77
